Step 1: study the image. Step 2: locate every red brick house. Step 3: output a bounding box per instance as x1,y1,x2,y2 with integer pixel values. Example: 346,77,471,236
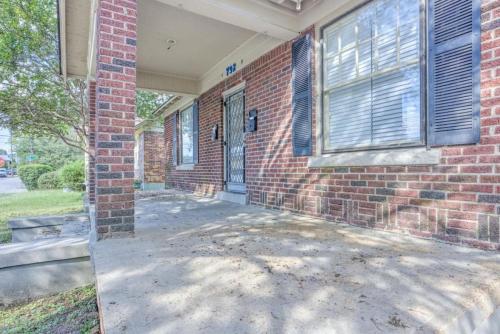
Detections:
59,0,499,250
134,119,166,191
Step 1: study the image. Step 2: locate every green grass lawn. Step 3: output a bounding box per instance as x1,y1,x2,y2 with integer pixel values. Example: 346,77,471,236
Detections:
0,285,99,334
0,190,84,243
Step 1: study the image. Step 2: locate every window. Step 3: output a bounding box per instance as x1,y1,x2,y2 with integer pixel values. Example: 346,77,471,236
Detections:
322,0,422,151
180,105,194,164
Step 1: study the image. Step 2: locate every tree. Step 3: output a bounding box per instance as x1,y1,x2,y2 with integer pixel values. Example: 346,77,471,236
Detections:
136,90,172,120
14,136,83,169
0,1,89,152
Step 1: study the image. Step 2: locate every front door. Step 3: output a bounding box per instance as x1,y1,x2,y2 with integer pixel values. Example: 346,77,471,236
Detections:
224,90,246,193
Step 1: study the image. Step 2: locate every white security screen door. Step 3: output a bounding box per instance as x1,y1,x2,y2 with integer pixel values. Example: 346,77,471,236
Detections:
224,90,246,193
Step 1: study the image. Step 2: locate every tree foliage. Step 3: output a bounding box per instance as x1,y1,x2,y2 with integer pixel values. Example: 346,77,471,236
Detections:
18,163,52,190
136,90,171,120
14,136,83,169
0,0,89,152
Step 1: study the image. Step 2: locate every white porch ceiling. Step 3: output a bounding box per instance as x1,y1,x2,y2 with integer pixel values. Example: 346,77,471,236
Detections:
59,0,351,95
137,1,255,80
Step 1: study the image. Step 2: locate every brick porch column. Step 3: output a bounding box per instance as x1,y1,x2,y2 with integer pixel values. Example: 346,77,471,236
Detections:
94,0,137,239
87,80,96,205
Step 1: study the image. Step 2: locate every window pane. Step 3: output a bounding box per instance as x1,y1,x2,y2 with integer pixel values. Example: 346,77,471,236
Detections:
374,0,398,71
325,30,338,56
329,80,372,149
372,65,421,144
339,20,356,50
323,0,421,150
181,106,193,164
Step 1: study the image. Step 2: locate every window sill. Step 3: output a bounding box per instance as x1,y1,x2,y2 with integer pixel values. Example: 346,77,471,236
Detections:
308,147,440,168
176,164,195,171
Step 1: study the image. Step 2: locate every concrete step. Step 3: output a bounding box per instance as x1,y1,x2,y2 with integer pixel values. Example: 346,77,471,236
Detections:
0,237,93,306
215,191,248,205
8,213,88,242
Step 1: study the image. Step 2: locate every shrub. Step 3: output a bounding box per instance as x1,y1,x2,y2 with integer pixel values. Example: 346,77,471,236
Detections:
60,160,85,191
18,164,53,190
37,171,63,190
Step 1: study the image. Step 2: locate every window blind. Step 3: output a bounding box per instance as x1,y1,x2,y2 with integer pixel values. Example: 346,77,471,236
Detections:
323,0,421,151
180,105,194,164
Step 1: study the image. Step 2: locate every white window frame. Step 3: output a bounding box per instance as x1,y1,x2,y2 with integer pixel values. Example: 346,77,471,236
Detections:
320,0,427,154
179,104,194,165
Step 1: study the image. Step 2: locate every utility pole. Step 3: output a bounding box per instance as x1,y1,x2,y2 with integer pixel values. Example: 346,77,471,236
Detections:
9,125,14,171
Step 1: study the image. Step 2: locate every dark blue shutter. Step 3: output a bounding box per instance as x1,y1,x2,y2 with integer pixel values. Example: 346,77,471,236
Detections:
172,112,178,166
193,100,199,164
428,0,481,146
292,33,312,156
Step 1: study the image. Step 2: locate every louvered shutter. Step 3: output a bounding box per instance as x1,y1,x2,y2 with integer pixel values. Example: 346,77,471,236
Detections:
292,33,313,156
428,0,480,146
172,112,178,166
193,100,199,164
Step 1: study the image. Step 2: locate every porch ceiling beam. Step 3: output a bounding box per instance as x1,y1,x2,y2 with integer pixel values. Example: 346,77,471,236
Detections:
137,71,199,96
157,96,196,119
153,0,299,41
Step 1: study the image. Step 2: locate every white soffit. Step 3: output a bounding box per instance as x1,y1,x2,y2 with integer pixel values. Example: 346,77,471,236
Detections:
64,0,91,77
153,0,299,40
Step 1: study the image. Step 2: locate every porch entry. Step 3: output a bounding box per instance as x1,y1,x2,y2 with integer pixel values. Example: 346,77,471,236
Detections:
224,89,246,194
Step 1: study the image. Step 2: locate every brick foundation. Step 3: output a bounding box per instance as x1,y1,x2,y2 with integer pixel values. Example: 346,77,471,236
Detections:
94,0,137,239
164,1,500,250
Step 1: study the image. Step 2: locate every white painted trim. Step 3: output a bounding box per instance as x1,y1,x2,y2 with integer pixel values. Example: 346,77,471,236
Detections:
298,0,360,32
153,0,298,40
222,82,246,98
308,147,440,167
58,0,67,81
137,71,199,95
87,0,98,79
160,96,196,119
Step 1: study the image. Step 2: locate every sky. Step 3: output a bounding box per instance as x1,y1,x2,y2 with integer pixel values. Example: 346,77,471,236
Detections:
0,127,12,154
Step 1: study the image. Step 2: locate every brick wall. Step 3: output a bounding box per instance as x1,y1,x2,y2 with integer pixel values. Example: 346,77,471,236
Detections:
164,2,500,250
94,0,137,239
88,80,96,204
164,89,225,196
143,131,166,184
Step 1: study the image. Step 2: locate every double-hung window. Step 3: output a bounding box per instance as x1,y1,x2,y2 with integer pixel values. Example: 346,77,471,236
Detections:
323,0,423,151
180,105,194,164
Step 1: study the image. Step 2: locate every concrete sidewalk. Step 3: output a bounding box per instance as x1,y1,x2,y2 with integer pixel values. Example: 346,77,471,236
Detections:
92,195,500,334
0,176,26,194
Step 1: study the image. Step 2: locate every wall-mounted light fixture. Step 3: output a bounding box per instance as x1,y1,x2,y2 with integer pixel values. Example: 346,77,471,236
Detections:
166,39,177,52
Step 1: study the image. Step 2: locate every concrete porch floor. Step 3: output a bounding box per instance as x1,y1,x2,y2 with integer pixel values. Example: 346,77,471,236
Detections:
92,195,500,334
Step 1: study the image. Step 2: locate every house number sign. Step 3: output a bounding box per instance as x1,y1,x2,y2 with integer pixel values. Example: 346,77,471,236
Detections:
226,63,237,76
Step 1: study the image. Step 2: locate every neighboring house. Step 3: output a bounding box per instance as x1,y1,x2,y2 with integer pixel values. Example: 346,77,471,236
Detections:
59,0,499,249
134,118,166,191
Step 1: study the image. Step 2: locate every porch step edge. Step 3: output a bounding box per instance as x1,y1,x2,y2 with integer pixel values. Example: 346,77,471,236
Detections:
216,191,248,205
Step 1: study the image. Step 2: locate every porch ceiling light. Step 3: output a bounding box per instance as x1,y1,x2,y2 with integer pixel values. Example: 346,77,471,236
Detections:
295,0,302,11
166,39,177,52
268,0,304,12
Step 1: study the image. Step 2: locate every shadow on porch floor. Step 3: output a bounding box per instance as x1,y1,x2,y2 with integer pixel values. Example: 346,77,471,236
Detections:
92,195,500,334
